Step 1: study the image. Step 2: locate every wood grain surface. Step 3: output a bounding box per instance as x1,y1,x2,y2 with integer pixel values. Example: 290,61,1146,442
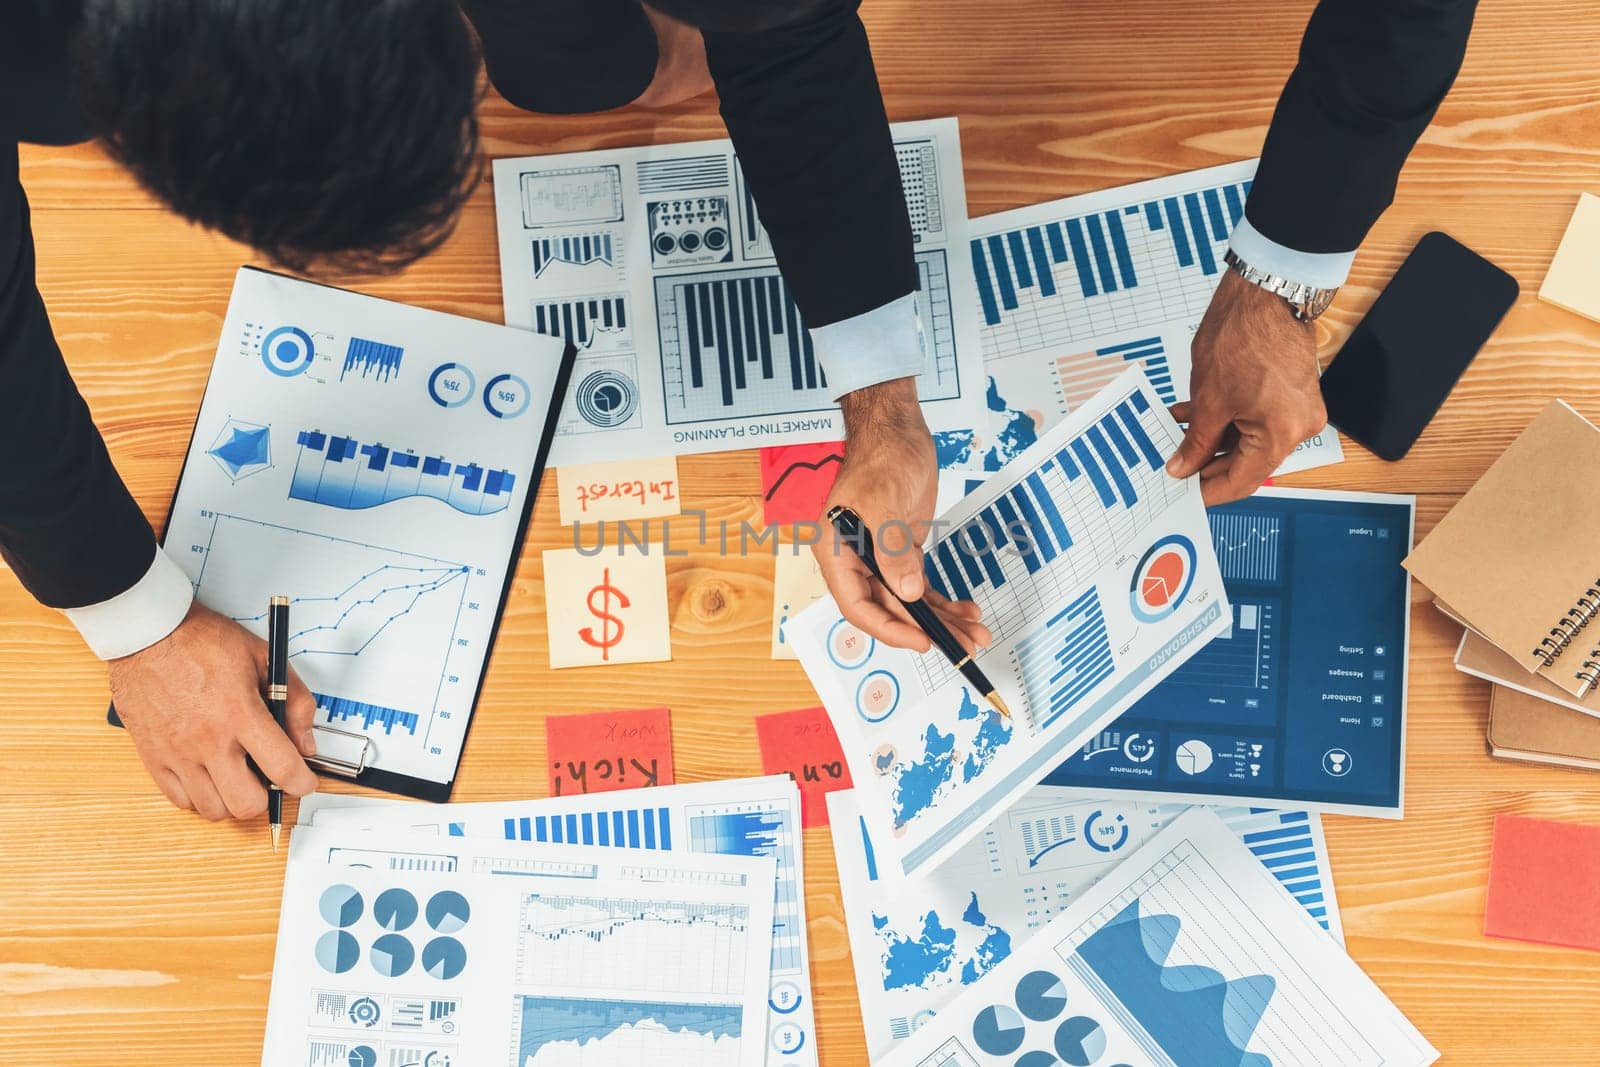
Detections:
5,1,1600,1063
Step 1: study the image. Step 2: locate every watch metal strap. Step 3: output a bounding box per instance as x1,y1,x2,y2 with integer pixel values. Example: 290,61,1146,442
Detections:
1222,248,1335,322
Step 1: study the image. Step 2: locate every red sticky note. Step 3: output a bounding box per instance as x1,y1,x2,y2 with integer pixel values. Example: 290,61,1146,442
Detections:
1485,813,1600,952
546,707,674,797
760,442,844,526
755,706,853,827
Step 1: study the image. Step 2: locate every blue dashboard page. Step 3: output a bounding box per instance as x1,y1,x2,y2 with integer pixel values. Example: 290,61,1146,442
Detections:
1041,488,1413,815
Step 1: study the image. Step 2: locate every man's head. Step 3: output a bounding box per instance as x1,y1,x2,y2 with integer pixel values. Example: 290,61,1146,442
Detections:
74,0,483,273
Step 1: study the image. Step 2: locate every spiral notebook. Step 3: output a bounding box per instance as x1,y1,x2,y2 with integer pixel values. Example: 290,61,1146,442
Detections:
1405,399,1600,699
1487,684,1600,772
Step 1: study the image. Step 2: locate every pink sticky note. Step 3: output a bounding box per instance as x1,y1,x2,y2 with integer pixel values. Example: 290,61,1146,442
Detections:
755,706,853,827
546,707,674,797
1484,813,1600,952
760,443,844,526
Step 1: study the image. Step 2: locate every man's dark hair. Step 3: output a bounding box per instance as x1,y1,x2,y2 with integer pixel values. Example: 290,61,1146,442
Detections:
73,0,483,274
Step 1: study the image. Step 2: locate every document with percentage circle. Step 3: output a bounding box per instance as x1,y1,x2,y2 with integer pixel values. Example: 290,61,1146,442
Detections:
789,367,1231,878
151,268,575,799
264,824,775,1067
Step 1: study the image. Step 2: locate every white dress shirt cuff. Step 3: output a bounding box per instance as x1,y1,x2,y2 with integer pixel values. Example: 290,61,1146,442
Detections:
810,292,925,401
63,547,195,660
1228,217,1356,289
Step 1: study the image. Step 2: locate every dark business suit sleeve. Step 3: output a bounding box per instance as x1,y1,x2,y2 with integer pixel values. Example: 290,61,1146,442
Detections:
1245,0,1480,253
0,144,159,608
703,1,918,327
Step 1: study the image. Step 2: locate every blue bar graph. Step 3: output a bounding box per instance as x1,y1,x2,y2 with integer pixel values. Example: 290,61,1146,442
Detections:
290,430,515,516
316,692,419,735
924,390,1170,603
971,177,1253,329
688,809,786,857
507,806,674,850
1014,589,1115,729
340,337,404,383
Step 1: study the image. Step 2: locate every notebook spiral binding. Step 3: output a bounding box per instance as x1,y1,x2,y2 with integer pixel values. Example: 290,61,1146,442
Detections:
1534,581,1600,696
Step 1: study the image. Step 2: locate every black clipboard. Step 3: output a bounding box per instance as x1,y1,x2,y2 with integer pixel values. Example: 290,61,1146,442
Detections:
109,266,578,802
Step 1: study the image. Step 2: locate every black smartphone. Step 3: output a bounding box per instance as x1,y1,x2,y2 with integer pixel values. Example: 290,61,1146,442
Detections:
1321,231,1518,461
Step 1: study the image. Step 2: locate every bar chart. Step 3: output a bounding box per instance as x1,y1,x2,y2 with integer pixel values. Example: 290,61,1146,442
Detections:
289,430,517,516
340,337,404,383
532,233,615,277
655,251,960,424
531,293,631,352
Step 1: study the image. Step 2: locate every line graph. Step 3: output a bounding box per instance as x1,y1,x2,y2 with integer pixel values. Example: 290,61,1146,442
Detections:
763,450,842,503
516,894,754,996
189,512,475,740
514,995,742,1067
1210,512,1282,582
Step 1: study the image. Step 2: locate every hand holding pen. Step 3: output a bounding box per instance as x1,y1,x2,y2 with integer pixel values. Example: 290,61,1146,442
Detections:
826,506,1010,718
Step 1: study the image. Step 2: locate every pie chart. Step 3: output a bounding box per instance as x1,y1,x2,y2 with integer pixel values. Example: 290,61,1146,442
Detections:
426,891,471,933
1129,535,1197,622
314,930,360,974
1055,1016,1108,1066
1176,739,1214,776
319,884,364,928
348,1047,377,1067
374,888,418,931
371,933,415,978
422,936,468,980
1017,1053,1060,1067
1015,970,1069,1021
972,1004,1026,1056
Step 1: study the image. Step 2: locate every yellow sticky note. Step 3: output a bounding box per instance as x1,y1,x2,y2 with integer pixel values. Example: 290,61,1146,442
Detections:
772,549,829,660
543,546,671,669
556,456,682,526
1540,192,1600,324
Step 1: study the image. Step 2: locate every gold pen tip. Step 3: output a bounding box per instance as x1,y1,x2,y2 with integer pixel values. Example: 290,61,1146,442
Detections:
987,691,1012,719
271,824,281,853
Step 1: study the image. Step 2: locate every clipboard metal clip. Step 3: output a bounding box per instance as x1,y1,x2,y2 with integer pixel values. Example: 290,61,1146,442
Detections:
305,724,373,779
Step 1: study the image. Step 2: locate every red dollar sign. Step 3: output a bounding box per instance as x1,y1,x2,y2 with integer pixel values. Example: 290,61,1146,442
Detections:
579,566,628,660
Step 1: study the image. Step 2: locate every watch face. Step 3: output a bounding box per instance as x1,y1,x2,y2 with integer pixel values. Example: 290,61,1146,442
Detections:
1301,288,1337,320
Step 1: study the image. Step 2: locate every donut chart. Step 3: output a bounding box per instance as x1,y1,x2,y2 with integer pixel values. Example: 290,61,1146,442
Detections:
1129,534,1197,623
261,325,315,377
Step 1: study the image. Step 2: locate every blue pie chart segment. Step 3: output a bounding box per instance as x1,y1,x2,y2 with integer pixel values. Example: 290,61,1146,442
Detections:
971,1004,1026,1056
371,933,415,978
314,930,360,974
426,891,471,933
319,884,364,927
1017,1053,1060,1067
1016,970,1069,1021
422,936,468,980
1055,1016,1108,1066
348,1047,378,1067
374,888,419,931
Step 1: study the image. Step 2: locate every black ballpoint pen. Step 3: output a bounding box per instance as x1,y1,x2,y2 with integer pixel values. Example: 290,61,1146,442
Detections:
827,505,1011,719
265,594,291,852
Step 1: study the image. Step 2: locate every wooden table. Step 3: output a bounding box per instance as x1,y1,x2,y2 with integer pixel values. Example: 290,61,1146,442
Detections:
5,1,1600,1063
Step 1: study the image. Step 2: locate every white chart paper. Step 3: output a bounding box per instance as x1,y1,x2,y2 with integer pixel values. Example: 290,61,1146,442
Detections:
936,161,1343,476
492,118,986,464
302,776,819,1067
790,368,1231,877
264,825,775,1067
884,809,1434,1067
827,787,1342,1060
161,268,570,794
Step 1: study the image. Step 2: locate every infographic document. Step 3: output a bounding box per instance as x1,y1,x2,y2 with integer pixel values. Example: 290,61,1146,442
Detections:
492,118,985,464
790,368,1231,877
303,776,819,1067
939,161,1343,476
160,268,572,797
886,809,1436,1067
264,825,775,1067
827,787,1341,1060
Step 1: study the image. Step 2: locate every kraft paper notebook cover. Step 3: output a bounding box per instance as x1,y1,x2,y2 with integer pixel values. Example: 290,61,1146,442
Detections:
1404,399,1600,699
1487,684,1600,771
1458,630,1600,720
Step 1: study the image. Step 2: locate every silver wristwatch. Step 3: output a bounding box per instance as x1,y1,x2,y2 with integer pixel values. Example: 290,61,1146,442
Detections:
1223,248,1338,322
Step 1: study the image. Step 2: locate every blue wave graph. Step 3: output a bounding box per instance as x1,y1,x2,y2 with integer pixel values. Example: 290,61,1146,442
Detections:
340,337,404,382
689,809,784,858
1076,898,1275,1067
515,996,741,1063
290,430,516,516
232,561,468,661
